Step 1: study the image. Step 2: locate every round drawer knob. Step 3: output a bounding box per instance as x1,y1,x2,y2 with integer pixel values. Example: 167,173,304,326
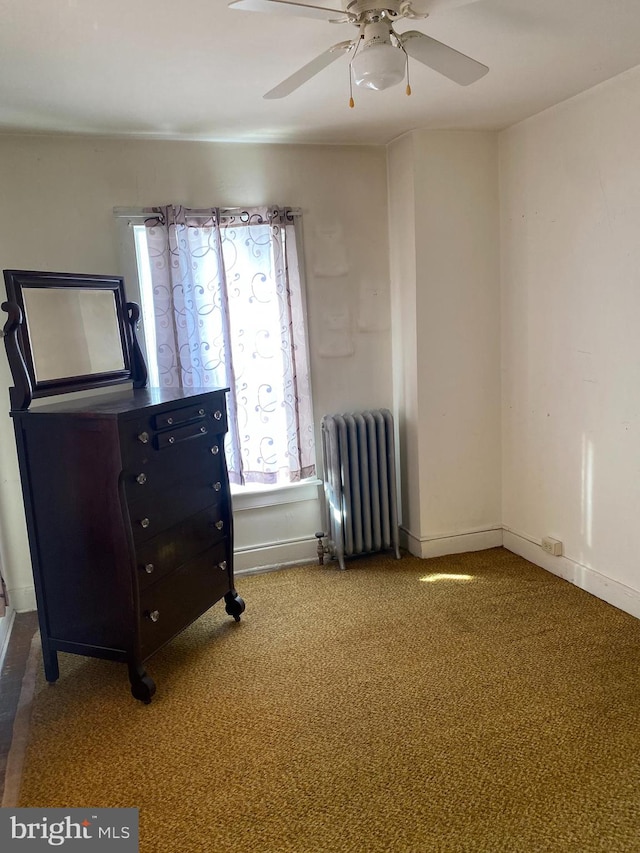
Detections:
212,481,222,491
144,563,155,574
138,431,149,444
200,426,207,433
140,517,150,529
214,410,223,421
167,417,174,425
215,520,224,531
168,436,175,444
218,560,227,572
136,473,147,485
148,610,160,623
198,408,205,416
210,445,219,455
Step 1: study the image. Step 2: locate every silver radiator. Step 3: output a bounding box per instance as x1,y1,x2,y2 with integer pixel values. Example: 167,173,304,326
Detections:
320,409,401,570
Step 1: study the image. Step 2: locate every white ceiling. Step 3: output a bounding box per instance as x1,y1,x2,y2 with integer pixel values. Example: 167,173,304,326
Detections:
2,0,640,146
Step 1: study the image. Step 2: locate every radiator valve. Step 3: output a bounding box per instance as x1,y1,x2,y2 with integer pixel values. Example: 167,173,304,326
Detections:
315,531,328,565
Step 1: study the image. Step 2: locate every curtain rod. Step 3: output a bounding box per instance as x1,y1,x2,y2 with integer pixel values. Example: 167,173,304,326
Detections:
114,206,302,221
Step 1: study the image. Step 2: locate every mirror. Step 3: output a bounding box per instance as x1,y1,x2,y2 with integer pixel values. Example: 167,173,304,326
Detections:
2,270,147,410
22,287,126,382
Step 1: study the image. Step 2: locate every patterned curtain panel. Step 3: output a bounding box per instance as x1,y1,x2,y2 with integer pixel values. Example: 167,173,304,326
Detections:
143,205,315,486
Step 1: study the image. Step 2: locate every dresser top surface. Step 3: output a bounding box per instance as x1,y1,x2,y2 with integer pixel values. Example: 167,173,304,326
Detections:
14,386,229,419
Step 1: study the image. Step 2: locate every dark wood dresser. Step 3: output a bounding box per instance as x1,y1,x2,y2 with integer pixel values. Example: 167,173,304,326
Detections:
2,270,244,702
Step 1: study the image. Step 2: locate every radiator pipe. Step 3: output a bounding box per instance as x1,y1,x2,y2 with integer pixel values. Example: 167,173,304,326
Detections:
315,532,326,565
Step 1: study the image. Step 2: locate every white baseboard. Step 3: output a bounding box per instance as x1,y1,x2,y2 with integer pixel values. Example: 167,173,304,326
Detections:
400,526,504,559
5,587,36,613
503,529,640,620
234,535,318,573
0,607,16,674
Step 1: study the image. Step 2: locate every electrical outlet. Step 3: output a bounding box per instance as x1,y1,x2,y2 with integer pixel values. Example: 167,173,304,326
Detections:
541,537,563,556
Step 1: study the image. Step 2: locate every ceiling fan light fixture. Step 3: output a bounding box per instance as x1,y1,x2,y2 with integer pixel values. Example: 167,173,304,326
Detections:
243,0,490,101
351,40,406,91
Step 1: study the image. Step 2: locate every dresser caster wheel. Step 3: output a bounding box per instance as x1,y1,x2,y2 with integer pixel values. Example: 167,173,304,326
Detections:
224,590,246,622
128,664,156,704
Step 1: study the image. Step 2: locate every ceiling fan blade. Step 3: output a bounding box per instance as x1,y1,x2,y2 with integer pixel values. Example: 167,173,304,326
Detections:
264,41,353,99
228,0,347,22
401,31,489,85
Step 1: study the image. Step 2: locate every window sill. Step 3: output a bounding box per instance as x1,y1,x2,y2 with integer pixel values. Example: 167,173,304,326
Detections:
231,479,322,511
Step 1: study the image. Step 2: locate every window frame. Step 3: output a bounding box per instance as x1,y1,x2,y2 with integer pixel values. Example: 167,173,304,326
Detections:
114,207,318,500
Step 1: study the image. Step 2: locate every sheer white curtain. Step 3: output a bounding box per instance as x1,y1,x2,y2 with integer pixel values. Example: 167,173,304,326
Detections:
142,205,315,486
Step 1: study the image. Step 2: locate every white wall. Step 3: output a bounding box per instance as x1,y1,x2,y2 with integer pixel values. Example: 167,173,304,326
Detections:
500,65,640,616
388,131,502,558
0,135,393,607
387,133,421,538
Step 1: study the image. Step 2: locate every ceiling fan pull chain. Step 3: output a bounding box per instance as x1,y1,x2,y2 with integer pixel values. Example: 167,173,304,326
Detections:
348,33,365,108
405,49,412,96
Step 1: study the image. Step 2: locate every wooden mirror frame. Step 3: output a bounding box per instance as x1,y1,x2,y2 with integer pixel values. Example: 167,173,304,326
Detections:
2,270,147,411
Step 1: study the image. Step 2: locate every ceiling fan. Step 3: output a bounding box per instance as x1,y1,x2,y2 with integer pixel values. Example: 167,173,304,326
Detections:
228,0,489,103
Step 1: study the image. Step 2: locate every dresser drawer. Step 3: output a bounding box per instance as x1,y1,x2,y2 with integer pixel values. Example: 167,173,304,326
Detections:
121,418,225,471
123,436,226,500
129,481,227,544
154,420,210,449
152,400,227,433
138,542,231,660
120,392,228,467
134,506,227,590
152,402,208,431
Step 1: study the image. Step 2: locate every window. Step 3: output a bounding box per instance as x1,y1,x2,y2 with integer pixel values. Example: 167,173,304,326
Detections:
130,205,316,489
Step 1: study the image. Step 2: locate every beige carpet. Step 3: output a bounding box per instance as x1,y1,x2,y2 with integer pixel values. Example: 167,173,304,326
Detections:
14,548,640,852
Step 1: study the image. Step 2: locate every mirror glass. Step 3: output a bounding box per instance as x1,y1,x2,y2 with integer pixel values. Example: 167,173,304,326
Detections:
22,287,126,382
